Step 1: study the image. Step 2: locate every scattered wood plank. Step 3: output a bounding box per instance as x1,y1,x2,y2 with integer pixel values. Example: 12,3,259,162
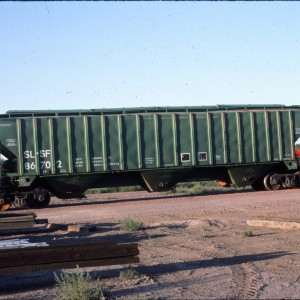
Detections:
46,223,97,232
0,240,140,275
67,225,97,232
247,219,300,230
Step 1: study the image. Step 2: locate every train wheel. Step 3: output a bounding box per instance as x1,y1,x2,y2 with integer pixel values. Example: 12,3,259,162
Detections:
263,173,280,191
0,203,11,211
294,171,300,188
28,190,50,209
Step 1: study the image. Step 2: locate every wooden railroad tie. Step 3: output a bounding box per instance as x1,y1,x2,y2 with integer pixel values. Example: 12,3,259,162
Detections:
0,238,49,250
247,219,300,230
0,213,48,231
0,240,139,275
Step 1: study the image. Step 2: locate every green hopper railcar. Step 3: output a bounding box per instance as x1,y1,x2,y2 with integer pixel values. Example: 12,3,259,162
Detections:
1,104,300,210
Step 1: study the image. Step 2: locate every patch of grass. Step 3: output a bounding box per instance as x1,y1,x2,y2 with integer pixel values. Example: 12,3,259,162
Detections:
54,266,109,300
146,235,155,247
241,230,254,237
120,218,144,232
173,181,248,195
86,186,143,194
119,268,139,281
200,230,210,238
86,181,249,196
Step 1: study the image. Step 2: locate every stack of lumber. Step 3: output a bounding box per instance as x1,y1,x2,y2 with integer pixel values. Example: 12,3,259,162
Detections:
0,240,139,275
0,213,47,231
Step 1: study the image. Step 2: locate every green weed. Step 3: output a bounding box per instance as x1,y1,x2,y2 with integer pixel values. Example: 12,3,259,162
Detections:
146,235,155,247
119,268,139,281
54,266,109,300
120,218,144,232
241,230,254,237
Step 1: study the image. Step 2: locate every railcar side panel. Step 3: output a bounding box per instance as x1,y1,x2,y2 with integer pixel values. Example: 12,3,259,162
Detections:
225,112,240,164
177,113,193,167
268,112,280,161
36,118,52,174
21,119,37,175
0,120,18,159
294,111,300,151
254,112,268,162
194,113,210,166
105,115,122,171
123,115,140,170
281,111,293,159
88,116,104,172
140,115,157,169
70,117,87,173
158,114,176,167
210,112,225,165
240,112,254,163
52,118,69,174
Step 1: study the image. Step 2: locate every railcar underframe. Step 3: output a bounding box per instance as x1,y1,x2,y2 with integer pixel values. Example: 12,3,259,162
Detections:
1,157,299,211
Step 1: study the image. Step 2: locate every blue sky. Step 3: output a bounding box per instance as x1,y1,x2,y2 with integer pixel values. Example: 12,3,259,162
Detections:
1,2,300,113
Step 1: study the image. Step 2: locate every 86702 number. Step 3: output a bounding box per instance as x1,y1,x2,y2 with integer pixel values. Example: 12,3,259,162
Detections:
24,160,62,170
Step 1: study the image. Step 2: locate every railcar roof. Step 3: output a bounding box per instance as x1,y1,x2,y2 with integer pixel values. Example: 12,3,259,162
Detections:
2,104,299,118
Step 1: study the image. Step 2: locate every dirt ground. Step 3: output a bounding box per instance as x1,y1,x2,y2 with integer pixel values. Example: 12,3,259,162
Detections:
1,188,300,299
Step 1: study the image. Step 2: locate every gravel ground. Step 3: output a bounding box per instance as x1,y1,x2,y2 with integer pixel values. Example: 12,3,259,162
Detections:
1,188,300,299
